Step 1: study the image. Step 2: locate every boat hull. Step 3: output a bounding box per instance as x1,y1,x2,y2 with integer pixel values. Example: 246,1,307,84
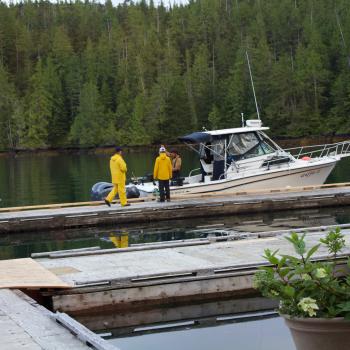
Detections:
168,160,338,196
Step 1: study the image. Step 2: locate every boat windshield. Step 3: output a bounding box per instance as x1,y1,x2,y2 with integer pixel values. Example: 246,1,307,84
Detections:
198,132,276,164
227,132,275,160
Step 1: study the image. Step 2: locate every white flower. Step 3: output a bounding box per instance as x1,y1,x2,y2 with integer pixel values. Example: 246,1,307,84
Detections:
315,268,327,279
298,297,319,317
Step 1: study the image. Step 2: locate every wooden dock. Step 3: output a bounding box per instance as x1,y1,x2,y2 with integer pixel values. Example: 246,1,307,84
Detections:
0,289,118,349
35,227,350,314
2,183,350,233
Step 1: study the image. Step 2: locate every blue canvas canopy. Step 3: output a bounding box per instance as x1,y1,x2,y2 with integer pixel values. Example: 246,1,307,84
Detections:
178,132,212,144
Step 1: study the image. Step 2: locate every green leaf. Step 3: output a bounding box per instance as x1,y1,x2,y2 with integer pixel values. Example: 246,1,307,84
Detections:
278,256,287,268
338,301,350,312
281,254,300,264
279,267,291,278
305,244,320,261
283,285,295,297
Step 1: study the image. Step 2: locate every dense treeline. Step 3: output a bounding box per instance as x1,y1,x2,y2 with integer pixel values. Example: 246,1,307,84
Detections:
1,0,350,150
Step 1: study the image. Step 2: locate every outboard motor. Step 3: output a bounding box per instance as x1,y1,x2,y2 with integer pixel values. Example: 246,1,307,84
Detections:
91,182,140,200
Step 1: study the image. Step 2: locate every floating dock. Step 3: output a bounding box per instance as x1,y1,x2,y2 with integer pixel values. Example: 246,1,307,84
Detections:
2,183,350,233
35,227,350,314
0,289,117,350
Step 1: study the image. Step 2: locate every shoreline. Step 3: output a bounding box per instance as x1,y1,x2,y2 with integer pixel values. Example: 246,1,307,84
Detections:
1,134,350,158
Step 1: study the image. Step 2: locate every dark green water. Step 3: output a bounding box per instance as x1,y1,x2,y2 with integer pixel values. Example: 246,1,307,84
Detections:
0,149,197,208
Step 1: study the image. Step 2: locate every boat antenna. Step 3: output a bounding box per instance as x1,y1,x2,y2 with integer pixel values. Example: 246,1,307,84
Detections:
335,9,350,69
245,51,260,120
241,112,245,127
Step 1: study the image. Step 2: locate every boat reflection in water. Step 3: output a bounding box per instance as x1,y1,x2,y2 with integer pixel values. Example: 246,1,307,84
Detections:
76,297,295,350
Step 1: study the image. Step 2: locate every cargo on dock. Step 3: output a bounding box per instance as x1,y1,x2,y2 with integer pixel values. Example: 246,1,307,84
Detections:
2,183,350,233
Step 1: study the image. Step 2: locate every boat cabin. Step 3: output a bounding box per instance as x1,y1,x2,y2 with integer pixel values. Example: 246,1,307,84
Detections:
179,120,284,181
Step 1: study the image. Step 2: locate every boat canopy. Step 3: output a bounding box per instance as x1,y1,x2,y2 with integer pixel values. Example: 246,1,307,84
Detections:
179,125,270,144
178,132,212,144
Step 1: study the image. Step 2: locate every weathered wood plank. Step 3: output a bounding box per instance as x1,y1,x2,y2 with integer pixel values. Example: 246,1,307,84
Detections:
48,240,210,259
0,289,90,349
0,258,71,289
31,246,101,258
52,312,119,350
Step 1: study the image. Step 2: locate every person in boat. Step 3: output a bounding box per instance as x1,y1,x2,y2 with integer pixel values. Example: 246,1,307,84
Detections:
170,149,182,179
104,146,130,207
153,146,172,202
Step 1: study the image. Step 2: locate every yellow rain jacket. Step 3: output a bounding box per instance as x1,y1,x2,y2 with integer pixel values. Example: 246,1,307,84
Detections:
110,153,127,184
153,153,172,180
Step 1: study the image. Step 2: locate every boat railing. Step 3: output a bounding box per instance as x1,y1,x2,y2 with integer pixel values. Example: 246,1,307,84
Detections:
188,168,201,177
284,141,350,159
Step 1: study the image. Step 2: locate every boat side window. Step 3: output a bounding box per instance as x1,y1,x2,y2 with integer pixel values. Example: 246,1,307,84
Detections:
226,132,276,160
242,143,266,159
260,140,275,154
212,139,225,161
227,132,260,160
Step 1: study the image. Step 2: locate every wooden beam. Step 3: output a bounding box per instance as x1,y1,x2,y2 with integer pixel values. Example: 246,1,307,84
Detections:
52,312,119,350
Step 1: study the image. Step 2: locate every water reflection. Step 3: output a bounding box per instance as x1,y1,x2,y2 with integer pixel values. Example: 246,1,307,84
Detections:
109,316,295,350
74,297,295,350
1,206,350,260
108,232,129,248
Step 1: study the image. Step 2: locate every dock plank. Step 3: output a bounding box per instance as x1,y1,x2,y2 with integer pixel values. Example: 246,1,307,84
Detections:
0,290,91,349
0,258,71,289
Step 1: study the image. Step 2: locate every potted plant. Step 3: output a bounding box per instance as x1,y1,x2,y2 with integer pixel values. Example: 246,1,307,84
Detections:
253,228,350,350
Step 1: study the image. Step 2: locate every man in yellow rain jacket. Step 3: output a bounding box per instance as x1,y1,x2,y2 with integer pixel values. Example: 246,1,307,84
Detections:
104,146,130,207
153,146,172,202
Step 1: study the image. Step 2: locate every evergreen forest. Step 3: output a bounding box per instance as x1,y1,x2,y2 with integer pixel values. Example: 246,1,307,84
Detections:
1,0,350,151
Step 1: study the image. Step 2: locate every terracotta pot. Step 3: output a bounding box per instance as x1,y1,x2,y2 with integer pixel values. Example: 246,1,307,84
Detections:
283,315,350,350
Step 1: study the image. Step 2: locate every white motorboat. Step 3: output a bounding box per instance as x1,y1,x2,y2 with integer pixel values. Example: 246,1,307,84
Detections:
135,119,350,197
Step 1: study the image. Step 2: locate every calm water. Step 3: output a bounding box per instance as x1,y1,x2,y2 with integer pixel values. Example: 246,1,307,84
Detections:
1,148,350,208
109,315,295,350
0,149,197,207
75,297,295,350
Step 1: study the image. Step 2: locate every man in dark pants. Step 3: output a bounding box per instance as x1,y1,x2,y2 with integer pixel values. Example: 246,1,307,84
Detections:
170,149,182,180
153,146,172,202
